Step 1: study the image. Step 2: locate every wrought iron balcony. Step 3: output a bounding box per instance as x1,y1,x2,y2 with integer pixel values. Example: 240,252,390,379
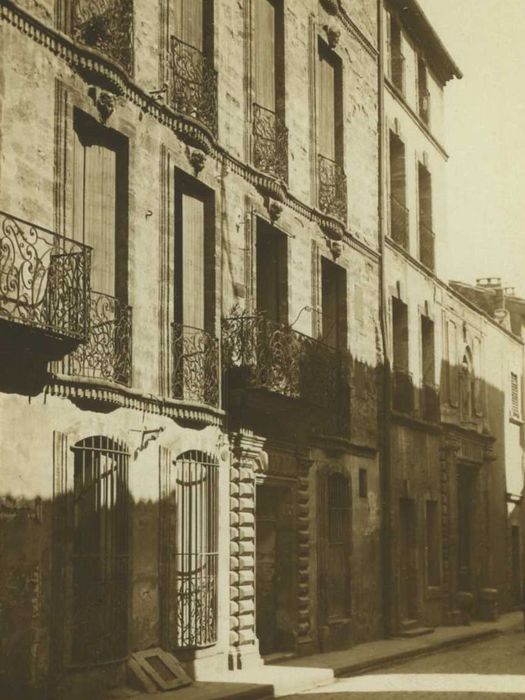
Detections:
71,0,134,74
0,210,91,354
419,222,435,271
318,154,347,223
252,103,289,183
421,382,440,422
169,35,218,137
222,312,342,410
172,323,220,408
63,291,132,386
392,369,414,414
390,195,409,249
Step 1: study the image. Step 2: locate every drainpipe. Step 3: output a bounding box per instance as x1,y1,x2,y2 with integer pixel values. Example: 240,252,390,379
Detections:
377,0,393,638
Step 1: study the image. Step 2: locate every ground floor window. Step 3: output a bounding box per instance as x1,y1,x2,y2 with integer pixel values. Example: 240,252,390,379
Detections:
71,435,129,665
173,450,219,649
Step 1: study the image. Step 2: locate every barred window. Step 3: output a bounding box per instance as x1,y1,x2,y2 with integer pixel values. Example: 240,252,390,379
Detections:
173,451,219,649
511,372,520,418
326,472,351,619
71,436,129,665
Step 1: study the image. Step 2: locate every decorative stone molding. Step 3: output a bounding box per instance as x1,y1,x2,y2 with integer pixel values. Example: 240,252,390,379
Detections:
229,430,265,670
266,198,283,223
324,24,340,49
88,85,116,122
326,237,342,259
186,146,206,176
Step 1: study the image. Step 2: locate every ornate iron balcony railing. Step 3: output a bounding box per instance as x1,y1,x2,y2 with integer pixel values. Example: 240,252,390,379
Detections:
172,323,220,408
0,210,91,343
419,222,435,271
222,312,341,410
169,35,218,137
392,369,414,414
421,382,440,422
71,0,134,74
252,103,289,183
63,291,132,386
318,154,347,222
390,195,409,249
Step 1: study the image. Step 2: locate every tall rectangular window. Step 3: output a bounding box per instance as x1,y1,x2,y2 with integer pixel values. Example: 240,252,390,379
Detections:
321,258,347,350
253,0,284,113
418,56,430,125
317,40,342,162
72,110,128,300
389,132,408,248
252,0,287,180
447,319,459,406
392,297,409,372
511,372,521,419
421,316,435,386
389,15,404,93
425,500,441,587
256,219,288,325
418,163,434,270
175,177,215,332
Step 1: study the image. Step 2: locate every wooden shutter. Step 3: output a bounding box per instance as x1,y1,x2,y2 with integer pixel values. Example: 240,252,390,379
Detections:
181,193,205,329
254,0,276,111
321,258,346,350
317,43,336,160
511,372,520,418
172,0,204,50
390,134,406,204
392,298,408,371
73,126,117,297
421,317,435,384
418,163,432,228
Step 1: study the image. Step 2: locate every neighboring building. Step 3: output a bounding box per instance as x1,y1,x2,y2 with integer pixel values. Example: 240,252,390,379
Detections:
0,1,382,699
381,0,524,634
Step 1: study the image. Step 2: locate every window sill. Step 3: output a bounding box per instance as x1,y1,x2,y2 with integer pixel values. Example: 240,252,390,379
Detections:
424,585,445,601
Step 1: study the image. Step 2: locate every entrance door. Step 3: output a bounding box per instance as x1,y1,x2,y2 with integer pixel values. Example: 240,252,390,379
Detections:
457,467,474,592
399,498,418,621
255,484,295,656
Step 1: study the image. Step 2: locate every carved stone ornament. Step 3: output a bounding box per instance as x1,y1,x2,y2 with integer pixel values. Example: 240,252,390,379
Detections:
186,146,206,176
325,24,341,49
267,198,283,223
88,86,116,123
328,238,343,259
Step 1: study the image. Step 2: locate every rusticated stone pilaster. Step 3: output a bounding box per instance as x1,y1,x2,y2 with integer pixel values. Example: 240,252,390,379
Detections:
229,430,265,670
296,453,315,655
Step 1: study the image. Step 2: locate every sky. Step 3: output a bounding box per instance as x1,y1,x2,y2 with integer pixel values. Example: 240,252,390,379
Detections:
417,0,525,296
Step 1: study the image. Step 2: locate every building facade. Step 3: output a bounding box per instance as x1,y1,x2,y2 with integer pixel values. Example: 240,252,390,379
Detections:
0,1,383,698
0,1,524,699
381,0,525,634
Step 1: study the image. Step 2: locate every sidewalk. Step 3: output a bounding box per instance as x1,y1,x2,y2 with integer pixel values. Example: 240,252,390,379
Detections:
277,610,523,679
118,611,523,700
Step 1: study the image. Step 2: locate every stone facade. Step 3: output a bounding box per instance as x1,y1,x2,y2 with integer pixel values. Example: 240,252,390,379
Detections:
0,1,523,699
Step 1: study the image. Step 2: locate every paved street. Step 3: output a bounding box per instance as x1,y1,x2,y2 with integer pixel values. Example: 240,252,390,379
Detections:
282,626,525,699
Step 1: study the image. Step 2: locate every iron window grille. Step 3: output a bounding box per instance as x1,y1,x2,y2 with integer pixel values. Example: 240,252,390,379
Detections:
70,436,130,665
0,210,91,342
419,222,435,271
172,451,219,649
324,471,352,620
